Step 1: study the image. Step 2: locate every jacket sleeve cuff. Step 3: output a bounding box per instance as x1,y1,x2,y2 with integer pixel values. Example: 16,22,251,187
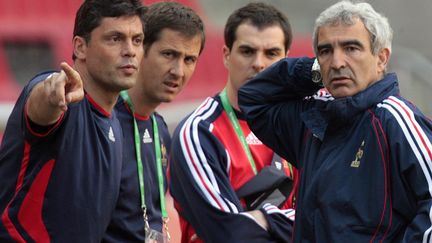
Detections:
260,203,295,242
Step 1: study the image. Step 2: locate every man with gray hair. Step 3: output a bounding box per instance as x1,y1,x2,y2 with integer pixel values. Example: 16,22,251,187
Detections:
239,1,432,242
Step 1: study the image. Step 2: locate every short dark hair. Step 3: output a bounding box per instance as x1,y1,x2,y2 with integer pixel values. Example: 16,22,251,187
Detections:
224,2,292,52
72,0,146,60
143,2,205,54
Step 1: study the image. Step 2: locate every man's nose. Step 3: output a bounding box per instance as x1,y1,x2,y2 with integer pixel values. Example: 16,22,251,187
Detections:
330,49,346,70
169,60,185,78
121,39,137,57
252,54,266,72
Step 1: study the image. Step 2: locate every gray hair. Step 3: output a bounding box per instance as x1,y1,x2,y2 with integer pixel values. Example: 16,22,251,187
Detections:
312,1,393,56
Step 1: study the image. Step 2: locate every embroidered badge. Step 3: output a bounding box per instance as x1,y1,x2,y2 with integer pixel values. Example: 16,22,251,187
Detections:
161,144,168,167
351,140,365,168
283,160,290,169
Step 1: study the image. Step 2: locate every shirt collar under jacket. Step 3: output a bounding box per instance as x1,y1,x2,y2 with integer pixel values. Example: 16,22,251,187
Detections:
301,73,400,140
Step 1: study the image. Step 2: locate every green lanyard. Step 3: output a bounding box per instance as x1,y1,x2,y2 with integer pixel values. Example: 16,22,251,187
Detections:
219,89,257,174
119,91,168,223
152,113,168,219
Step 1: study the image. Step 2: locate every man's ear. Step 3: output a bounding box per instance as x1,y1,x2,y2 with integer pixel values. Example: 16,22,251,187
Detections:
377,47,390,73
222,45,230,69
73,36,87,60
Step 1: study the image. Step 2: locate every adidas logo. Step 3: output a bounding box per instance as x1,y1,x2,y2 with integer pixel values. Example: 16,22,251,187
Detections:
245,132,262,145
143,129,153,143
108,127,116,142
275,161,282,170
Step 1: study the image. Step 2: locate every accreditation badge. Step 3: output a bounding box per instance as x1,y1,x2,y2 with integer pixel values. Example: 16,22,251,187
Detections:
145,217,170,243
145,228,169,243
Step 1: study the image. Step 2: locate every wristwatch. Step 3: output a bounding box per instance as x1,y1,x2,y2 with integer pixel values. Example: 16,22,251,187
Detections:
311,58,322,85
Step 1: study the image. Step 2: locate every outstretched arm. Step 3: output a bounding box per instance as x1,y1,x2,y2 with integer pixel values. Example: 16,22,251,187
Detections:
26,62,84,125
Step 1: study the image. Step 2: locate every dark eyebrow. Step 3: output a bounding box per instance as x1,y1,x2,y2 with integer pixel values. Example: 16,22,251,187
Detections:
265,47,283,53
186,53,199,59
134,32,145,39
238,45,283,54
105,30,124,36
162,48,181,56
317,43,332,52
340,40,364,49
238,44,256,50
105,30,144,39
317,40,364,52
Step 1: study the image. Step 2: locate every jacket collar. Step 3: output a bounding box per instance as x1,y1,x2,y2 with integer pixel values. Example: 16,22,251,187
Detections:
301,73,400,140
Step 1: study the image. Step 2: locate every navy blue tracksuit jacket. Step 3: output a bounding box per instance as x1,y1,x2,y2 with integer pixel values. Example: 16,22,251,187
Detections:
239,57,432,242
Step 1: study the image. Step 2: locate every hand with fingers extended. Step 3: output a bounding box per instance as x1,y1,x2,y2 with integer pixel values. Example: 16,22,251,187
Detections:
44,62,84,111
27,62,85,126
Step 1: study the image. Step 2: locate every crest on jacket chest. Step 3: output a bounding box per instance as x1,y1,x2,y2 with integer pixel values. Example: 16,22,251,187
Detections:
351,140,365,168
161,144,168,167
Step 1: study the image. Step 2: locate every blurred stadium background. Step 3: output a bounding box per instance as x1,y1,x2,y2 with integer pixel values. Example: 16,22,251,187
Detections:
0,0,431,241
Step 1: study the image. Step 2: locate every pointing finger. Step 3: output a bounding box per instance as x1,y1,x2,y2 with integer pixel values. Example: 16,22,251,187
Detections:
52,71,67,110
60,62,84,104
60,62,82,87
